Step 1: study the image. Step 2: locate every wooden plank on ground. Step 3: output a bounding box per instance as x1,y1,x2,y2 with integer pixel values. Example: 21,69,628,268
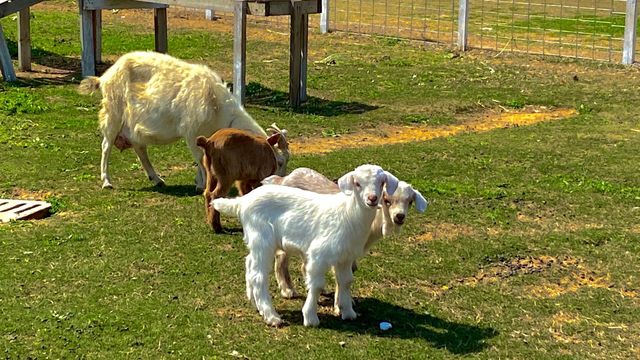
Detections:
0,199,51,223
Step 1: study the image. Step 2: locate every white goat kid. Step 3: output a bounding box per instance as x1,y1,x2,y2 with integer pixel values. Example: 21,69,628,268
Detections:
78,51,288,190
262,167,428,299
212,165,399,327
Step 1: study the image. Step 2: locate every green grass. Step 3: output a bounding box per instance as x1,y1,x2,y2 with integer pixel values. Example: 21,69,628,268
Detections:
1,6,640,359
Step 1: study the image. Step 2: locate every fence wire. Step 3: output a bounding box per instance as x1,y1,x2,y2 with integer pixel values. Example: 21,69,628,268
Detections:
328,0,633,61
179,0,636,62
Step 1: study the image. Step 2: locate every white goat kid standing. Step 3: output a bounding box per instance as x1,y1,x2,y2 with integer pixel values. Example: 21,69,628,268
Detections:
262,167,428,299
212,165,399,327
78,51,289,190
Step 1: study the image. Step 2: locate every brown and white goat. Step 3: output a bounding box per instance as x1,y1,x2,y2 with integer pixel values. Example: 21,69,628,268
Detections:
197,128,284,233
78,51,289,190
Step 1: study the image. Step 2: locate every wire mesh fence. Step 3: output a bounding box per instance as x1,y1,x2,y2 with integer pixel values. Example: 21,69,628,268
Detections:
182,0,637,63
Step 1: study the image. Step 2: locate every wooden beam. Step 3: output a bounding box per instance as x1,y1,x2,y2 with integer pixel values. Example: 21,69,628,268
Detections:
0,0,44,18
80,6,97,76
131,0,320,15
94,10,102,63
0,23,16,81
83,0,168,9
289,1,304,107
17,8,31,72
154,8,168,53
623,0,638,64
233,0,247,104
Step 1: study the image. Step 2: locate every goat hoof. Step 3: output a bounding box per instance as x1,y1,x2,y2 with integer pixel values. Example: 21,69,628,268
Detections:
341,309,357,321
101,182,114,189
265,316,284,327
280,288,298,299
303,314,320,327
153,179,166,187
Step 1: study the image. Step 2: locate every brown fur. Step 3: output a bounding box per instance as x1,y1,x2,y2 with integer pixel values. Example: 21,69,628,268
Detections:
197,128,281,233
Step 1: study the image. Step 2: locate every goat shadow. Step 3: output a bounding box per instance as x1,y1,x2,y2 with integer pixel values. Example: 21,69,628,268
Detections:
140,184,201,197
279,297,498,355
242,82,380,117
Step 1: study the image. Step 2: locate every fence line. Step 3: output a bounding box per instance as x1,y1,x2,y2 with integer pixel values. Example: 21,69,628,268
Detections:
188,0,637,64
320,0,638,63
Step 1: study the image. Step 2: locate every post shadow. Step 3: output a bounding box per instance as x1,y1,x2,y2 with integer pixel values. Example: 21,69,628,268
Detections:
244,82,379,117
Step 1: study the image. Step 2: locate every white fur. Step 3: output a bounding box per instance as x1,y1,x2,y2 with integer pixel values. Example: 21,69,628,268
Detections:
79,51,289,190
212,164,399,327
262,167,428,298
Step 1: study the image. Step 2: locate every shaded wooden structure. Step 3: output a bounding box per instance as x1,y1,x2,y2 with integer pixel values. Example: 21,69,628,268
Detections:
78,0,321,106
0,0,45,81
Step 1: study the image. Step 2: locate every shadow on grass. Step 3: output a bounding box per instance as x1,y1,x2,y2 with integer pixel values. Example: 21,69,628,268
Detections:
140,184,200,197
280,297,498,355
3,39,111,86
244,82,379,116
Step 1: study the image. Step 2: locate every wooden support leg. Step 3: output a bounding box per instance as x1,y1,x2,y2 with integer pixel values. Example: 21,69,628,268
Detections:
94,10,102,63
154,8,168,53
80,6,96,76
233,0,247,104
17,8,31,72
0,23,17,81
289,2,308,107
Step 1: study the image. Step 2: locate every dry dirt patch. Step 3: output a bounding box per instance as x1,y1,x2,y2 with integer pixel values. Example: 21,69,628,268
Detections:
290,107,576,155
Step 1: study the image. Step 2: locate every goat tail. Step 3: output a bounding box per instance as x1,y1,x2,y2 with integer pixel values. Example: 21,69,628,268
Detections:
78,76,101,95
212,197,242,218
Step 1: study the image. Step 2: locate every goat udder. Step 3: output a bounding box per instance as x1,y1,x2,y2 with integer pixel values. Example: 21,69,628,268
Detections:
114,133,133,151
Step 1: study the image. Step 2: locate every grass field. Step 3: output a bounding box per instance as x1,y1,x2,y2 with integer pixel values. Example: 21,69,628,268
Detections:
1,3,640,358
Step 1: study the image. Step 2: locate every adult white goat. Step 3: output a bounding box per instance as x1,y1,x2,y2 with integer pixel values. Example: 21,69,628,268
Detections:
212,164,399,327
78,51,289,190
261,167,428,298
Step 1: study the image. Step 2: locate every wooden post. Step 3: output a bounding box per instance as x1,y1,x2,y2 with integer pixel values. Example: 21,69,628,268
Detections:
17,8,31,72
290,1,308,106
0,23,16,81
79,0,96,77
94,10,102,63
457,0,469,51
320,0,329,33
623,0,638,64
233,0,247,104
154,8,168,53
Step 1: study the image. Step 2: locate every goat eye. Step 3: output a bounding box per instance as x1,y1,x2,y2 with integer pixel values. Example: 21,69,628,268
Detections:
384,200,391,206
354,181,361,188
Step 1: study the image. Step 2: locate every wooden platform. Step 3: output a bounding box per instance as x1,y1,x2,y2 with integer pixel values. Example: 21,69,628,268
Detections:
0,199,52,223
78,0,321,106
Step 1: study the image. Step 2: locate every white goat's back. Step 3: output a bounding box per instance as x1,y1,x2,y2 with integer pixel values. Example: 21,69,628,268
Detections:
97,51,266,145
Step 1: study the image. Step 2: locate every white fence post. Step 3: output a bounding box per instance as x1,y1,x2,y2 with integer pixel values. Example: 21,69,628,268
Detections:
205,9,216,20
623,0,638,64
457,0,469,50
320,0,329,33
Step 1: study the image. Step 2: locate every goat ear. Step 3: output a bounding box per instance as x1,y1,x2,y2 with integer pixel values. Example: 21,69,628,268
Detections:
266,132,281,146
196,136,208,149
383,171,400,195
413,189,428,213
261,175,281,185
337,172,355,194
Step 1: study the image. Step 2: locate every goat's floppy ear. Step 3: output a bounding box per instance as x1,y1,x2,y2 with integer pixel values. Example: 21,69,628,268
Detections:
413,188,428,213
196,136,208,149
266,132,281,146
383,171,400,195
338,172,355,194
